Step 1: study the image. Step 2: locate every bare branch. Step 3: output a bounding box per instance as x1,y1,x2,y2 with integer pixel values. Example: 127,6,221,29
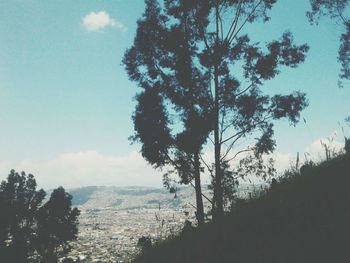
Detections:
208,134,215,146
216,1,220,42
218,7,224,41
221,130,245,145
165,153,180,170
166,152,213,204
186,201,197,210
220,132,245,161
222,122,234,135
235,78,261,97
190,182,213,204
226,0,243,42
229,0,264,44
199,154,214,178
336,0,349,25
226,148,254,163
221,115,273,145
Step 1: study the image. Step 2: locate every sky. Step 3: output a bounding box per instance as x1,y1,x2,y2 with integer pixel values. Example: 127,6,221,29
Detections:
0,0,349,189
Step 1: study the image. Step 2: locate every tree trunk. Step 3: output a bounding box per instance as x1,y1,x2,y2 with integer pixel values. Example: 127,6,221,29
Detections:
213,64,224,221
194,153,205,226
212,2,224,222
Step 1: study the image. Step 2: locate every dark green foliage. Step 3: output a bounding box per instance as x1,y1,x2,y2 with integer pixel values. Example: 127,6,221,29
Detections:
346,116,350,124
133,154,350,263
339,23,350,80
124,0,212,225
132,88,173,168
308,0,350,80
0,171,80,263
62,258,81,263
137,236,152,254
0,170,46,262
36,187,80,263
345,137,350,154
124,0,309,221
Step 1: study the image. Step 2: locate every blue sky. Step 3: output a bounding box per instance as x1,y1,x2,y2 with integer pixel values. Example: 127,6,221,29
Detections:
0,0,349,188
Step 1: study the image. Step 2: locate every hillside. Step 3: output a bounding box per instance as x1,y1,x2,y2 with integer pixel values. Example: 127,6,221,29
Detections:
67,184,262,211
68,185,211,210
133,153,350,263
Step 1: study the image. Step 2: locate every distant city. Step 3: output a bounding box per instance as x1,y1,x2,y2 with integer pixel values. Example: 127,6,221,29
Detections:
66,184,264,262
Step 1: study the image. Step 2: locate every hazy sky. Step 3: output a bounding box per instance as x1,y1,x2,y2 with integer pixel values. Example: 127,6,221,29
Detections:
0,0,349,189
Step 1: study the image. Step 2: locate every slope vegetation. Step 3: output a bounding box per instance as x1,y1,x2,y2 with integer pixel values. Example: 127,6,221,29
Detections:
133,154,350,263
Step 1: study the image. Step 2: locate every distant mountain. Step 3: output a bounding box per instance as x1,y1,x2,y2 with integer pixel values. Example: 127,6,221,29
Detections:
69,186,99,206
68,185,211,211
68,184,264,211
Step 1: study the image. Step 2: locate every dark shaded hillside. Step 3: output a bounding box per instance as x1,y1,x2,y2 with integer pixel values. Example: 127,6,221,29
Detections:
133,154,350,263
69,186,98,206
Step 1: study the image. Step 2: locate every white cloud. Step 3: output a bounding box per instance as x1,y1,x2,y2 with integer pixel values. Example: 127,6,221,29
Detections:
200,131,345,179
269,152,295,173
82,11,127,32
304,134,344,160
0,151,162,190
271,132,345,174
0,133,345,190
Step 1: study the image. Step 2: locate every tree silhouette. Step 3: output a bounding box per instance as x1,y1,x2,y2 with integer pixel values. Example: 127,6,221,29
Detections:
124,0,309,221
307,0,350,122
0,171,80,263
124,0,212,225
35,187,80,263
308,0,350,81
0,170,46,263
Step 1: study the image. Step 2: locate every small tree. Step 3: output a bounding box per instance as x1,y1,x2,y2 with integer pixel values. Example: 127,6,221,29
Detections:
0,172,80,262
0,170,46,263
35,187,80,263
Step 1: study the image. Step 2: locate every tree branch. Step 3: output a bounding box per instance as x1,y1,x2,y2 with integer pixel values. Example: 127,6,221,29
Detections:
226,0,243,42
218,7,224,41
226,148,254,163
336,0,348,25
221,115,273,145
220,132,245,161
235,78,261,97
186,201,197,210
229,0,264,44
199,154,214,178
190,182,213,204
219,105,227,143
208,134,215,146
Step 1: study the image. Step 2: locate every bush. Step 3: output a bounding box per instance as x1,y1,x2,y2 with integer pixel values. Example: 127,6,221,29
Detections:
345,137,350,154
137,236,152,253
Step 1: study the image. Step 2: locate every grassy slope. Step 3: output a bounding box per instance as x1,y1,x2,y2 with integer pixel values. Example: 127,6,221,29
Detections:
133,154,350,263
